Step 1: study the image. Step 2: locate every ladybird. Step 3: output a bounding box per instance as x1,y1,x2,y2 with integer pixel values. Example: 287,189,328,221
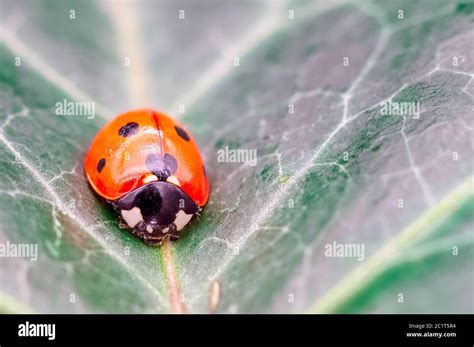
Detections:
84,109,209,245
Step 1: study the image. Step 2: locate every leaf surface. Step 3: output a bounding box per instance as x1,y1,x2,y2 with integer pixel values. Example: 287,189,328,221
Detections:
0,0,472,313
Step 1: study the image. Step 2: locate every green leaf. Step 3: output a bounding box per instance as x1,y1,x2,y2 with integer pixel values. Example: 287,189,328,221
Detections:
0,0,473,313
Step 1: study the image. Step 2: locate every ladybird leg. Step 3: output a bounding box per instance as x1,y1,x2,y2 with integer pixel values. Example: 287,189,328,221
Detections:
194,207,203,221
118,216,129,229
167,223,179,241
195,207,202,218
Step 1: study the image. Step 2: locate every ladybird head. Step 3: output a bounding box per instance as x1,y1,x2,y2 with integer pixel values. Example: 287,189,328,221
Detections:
112,181,199,245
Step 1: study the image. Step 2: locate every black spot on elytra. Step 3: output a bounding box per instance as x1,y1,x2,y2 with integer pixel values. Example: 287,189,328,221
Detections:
118,122,139,137
145,153,177,180
97,158,106,173
175,126,190,141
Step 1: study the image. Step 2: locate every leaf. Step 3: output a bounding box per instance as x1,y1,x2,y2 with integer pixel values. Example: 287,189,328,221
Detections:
0,0,473,314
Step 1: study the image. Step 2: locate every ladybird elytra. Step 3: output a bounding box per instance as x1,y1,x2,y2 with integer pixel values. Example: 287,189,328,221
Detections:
84,109,209,245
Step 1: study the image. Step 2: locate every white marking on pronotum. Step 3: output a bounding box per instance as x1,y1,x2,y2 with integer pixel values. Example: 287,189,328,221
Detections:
121,207,144,228
174,210,193,231
146,225,153,233
167,175,181,187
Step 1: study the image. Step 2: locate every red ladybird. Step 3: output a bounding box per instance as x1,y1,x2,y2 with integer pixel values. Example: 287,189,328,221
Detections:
84,109,209,245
